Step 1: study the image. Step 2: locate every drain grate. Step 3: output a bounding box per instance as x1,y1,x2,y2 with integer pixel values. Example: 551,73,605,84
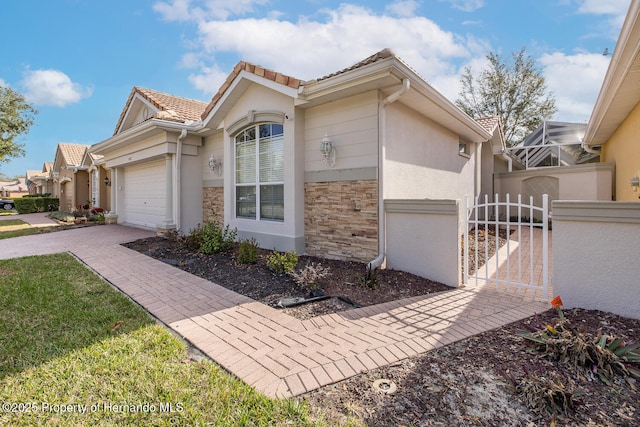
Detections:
372,379,397,394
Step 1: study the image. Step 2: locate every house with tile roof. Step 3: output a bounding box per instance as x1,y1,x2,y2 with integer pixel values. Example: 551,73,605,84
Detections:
25,162,55,195
52,143,91,211
91,49,496,276
583,0,640,201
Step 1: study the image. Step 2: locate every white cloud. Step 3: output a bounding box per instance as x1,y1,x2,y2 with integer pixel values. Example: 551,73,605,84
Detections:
385,0,420,17
0,78,8,88
154,0,268,22
577,0,631,39
577,0,630,16
187,3,479,95
539,52,610,122
21,69,93,107
439,0,485,12
188,65,229,93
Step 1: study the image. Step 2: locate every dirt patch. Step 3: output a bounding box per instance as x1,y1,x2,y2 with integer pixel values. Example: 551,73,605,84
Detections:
123,236,639,426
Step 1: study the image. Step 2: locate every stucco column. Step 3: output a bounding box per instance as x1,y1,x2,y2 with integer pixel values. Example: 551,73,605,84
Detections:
159,154,176,231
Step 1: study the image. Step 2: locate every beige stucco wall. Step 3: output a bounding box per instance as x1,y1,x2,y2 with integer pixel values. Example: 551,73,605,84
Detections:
220,83,305,252
304,91,379,171
495,163,614,211
601,100,640,201
385,199,460,287
383,102,476,202
552,201,640,320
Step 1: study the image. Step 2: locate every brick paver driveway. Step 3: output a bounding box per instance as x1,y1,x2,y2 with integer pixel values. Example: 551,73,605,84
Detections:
0,223,550,397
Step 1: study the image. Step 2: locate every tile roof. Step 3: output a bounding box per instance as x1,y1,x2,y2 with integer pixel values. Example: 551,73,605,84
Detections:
314,48,396,82
57,143,89,166
201,62,301,120
200,48,402,121
43,162,53,173
114,87,208,135
475,116,501,134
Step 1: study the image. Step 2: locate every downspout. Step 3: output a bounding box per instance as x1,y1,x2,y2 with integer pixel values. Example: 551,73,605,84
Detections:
368,78,410,270
175,128,187,231
501,151,513,172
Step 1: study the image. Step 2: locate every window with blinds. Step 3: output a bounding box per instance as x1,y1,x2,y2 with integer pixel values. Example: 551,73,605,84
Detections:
235,123,284,221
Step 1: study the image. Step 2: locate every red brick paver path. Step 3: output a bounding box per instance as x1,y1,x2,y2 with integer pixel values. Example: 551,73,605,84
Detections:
0,225,550,398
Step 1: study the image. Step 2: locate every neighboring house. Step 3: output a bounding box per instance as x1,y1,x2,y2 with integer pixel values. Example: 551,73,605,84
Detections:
0,178,29,198
583,0,640,201
52,143,91,211
80,150,111,211
91,49,493,263
90,86,208,229
26,162,55,195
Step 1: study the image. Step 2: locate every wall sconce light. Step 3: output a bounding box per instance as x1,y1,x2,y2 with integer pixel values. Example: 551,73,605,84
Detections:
630,176,639,191
320,133,336,167
104,177,111,187
208,154,223,176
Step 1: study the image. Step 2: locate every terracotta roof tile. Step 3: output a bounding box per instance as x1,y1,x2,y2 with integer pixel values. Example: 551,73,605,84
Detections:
314,48,396,82
200,48,397,121
113,87,208,135
57,143,90,166
43,162,53,173
475,116,501,134
201,61,301,120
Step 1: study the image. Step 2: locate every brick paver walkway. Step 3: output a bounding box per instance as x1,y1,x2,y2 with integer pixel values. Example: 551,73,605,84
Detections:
0,223,550,398
465,228,553,299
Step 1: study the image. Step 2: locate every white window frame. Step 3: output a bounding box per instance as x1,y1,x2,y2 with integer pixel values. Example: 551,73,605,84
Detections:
234,123,284,222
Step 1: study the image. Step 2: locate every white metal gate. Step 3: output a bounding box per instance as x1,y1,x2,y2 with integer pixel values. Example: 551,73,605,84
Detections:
464,193,550,298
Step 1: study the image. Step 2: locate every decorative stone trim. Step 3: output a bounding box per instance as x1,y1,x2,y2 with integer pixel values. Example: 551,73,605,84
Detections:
305,179,378,262
203,187,224,224
552,200,640,223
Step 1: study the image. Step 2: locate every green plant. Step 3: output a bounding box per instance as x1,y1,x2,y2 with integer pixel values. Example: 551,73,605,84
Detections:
184,224,204,250
200,220,237,254
357,265,380,289
289,262,330,290
266,250,298,274
518,296,640,384
238,238,259,264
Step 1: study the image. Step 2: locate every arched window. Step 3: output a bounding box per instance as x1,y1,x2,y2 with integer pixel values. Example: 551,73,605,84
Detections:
235,123,284,221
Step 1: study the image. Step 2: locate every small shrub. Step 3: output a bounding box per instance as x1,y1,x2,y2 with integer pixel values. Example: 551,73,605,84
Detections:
357,265,380,289
238,238,259,264
200,221,237,254
289,261,330,290
266,250,298,274
184,224,204,250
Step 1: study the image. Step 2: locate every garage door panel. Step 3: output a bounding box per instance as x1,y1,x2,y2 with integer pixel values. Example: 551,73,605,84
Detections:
124,161,166,228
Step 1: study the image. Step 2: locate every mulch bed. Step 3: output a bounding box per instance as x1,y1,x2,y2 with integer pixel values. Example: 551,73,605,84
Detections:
123,235,640,426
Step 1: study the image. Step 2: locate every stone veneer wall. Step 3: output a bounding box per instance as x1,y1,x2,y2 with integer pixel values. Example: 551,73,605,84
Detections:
203,187,224,224
305,179,378,262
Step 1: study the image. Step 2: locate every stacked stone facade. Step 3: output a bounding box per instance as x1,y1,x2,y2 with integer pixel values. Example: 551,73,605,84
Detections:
304,179,378,262
202,187,224,224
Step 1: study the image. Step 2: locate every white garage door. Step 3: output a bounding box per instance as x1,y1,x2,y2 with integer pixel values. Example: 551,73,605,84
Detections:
123,160,167,228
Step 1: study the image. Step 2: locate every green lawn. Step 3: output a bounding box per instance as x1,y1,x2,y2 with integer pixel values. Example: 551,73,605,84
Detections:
0,219,56,239
0,253,330,426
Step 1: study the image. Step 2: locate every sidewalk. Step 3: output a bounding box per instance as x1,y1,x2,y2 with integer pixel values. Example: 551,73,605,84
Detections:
0,225,550,398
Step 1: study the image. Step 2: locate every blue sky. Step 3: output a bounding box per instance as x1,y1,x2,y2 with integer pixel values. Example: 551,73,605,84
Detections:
0,0,632,177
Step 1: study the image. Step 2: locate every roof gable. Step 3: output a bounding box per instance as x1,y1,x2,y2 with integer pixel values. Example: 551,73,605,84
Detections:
53,143,89,171
114,87,208,135
200,62,301,122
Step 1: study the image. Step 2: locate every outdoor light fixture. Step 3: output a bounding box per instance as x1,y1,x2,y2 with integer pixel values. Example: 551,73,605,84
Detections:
208,154,222,176
631,175,639,191
104,177,111,187
320,133,336,167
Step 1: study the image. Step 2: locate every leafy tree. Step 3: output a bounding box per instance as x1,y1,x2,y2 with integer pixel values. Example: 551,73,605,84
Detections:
455,48,557,146
0,85,37,164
